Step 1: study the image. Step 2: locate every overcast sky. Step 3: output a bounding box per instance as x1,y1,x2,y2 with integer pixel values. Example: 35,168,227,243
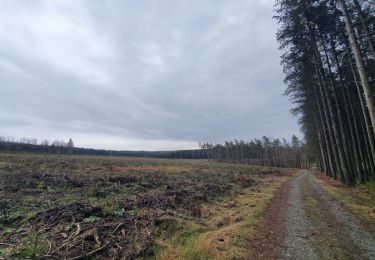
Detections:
0,0,300,151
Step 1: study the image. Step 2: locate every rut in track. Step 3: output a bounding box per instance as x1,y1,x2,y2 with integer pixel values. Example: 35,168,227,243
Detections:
278,171,375,260
250,171,375,259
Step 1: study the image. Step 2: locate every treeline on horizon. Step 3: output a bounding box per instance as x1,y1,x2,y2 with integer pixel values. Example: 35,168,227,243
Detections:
0,136,172,158
0,136,305,168
276,0,375,185
196,135,305,168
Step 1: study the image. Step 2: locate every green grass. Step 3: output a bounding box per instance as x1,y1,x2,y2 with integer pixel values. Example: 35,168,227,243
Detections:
83,215,100,223
61,194,76,204
13,232,48,259
155,220,208,260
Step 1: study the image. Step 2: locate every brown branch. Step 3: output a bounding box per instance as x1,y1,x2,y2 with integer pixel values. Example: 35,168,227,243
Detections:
112,222,125,235
0,243,13,247
66,243,109,260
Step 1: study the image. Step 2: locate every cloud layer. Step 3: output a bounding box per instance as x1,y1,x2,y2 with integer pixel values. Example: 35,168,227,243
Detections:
0,0,300,150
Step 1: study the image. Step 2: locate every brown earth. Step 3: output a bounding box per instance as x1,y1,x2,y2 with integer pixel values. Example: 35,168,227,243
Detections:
247,177,292,259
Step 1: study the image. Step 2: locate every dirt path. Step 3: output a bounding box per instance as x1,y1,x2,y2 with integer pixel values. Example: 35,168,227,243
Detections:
251,171,375,259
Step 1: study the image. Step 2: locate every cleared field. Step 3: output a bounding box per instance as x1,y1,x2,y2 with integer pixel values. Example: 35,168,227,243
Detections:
0,153,298,259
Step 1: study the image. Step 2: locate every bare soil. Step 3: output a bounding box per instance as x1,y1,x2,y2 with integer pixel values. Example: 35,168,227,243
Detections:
247,177,292,259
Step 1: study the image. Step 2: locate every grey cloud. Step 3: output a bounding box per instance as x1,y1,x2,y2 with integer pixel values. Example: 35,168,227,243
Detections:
0,0,300,150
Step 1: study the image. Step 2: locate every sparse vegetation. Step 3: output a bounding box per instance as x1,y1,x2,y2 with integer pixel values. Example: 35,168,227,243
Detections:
0,153,297,259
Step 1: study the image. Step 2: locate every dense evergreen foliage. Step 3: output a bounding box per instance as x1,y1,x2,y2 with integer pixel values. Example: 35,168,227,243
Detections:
275,0,375,185
188,136,305,168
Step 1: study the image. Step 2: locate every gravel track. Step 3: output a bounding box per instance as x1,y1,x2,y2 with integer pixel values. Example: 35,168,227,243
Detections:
277,171,375,260
278,172,318,259
307,173,375,259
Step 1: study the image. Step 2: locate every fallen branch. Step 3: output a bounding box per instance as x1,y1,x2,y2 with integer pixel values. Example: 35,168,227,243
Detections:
46,239,52,255
67,243,109,260
112,222,124,235
93,232,101,247
41,255,60,259
73,223,81,237
0,243,13,247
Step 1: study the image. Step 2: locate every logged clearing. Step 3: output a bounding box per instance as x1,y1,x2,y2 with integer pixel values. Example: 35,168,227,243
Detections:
0,153,297,259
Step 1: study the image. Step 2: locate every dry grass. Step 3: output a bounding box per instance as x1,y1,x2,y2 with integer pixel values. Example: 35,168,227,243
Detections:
114,165,196,174
155,175,294,260
313,172,375,226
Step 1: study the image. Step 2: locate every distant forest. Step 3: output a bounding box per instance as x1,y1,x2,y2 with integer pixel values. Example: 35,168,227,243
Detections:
0,135,304,168
197,135,305,168
276,0,375,185
0,137,172,158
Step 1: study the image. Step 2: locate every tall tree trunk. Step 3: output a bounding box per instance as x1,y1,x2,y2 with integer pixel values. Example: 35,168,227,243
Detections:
314,79,335,177
338,0,375,138
353,0,375,58
359,110,375,179
321,37,355,184
314,57,341,180
347,49,375,168
315,114,329,174
304,8,342,179
330,36,362,182
314,42,352,184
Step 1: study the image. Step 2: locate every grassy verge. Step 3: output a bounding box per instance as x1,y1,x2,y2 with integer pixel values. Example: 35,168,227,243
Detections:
299,177,360,259
313,172,375,227
155,175,294,260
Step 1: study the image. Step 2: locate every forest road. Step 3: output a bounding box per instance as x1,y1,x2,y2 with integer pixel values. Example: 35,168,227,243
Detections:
277,171,375,260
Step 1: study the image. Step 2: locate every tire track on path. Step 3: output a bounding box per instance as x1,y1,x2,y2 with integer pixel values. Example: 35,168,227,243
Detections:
251,171,375,259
